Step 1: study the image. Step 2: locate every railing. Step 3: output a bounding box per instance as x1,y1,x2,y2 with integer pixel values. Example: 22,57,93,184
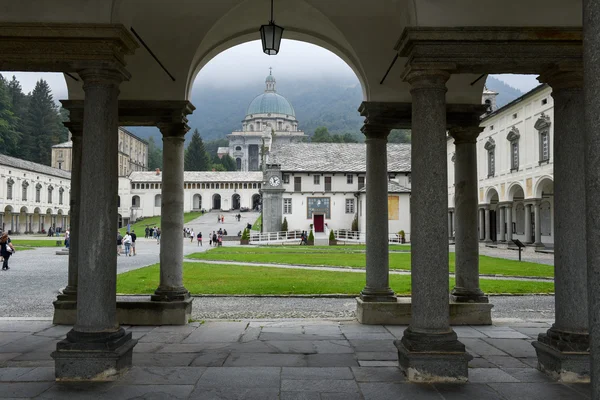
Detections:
249,230,304,244
248,230,411,245
333,230,410,245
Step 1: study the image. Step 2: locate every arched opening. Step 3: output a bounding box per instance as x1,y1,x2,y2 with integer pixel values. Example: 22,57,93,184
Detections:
232,194,241,210
117,195,121,208
252,194,261,211
117,213,123,229
535,177,554,244
19,206,28,234
507,183,526,238
33,207,42,233
132,195,140,208
212,194,221,210
154,194,161,207
485,188,500,242
193,194,202,210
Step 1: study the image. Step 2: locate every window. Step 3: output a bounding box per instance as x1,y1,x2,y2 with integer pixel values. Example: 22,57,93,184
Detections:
6,178,13,200
542,98,548,105
347,175,353,184
235,146,242,151
358,176,365,190
512,113,518,119
314,175,320,185
21,181,28,201
484,138,496,177
58,162,62,170
283,198,292,214
507,128,520,171
35,184,41,202
294,177,302,192
132,195,140,207
325,176,332,191
345,198,355,214
535,113,552,163
59,188,64,205
283,174,290,184
154,194,161,207
47,186,54,203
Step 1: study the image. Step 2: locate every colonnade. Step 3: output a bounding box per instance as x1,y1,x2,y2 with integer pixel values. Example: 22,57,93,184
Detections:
475,201,545,246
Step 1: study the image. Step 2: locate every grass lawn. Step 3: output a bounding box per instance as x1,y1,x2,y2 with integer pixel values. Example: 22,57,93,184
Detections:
187,247,553,278
119,212,203,236
12,239,64,248
116,262,554,295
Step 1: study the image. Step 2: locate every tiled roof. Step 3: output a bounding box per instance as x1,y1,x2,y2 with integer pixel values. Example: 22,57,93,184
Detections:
52,141,72,148
0,154,71,179
130,171,264,182
270,143,411,173
360,180,411,193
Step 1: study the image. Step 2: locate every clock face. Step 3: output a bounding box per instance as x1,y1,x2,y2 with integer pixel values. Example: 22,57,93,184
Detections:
269,176,281,187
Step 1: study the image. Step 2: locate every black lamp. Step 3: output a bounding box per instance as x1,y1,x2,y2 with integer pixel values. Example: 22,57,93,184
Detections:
260,0,284,55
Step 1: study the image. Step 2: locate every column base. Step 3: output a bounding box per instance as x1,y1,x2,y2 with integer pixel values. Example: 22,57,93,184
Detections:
532,329,590,382
53,298,77,325
151,287,191,302
395,328,472,382
51,328,136,381
359,287,397,303
356,297,493,325
451,288,489,304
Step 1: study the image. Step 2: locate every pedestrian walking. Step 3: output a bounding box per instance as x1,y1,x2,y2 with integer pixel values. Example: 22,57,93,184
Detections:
123,232,132,256
217,215,220,224
131,229,137,256
0,232,15,271
212,232,217,247
64,228,70,249
197,232,202,246
145,227,149,239
116,232,123,256
156,227,161,244
190,230,195,243
221,215,224,224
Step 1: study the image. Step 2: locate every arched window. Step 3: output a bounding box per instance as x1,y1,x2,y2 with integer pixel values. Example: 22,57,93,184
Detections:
484,138,496,177
59,187,64,205
6,178,14,200
35,183,41,203
21,181,29,201
244,183,248,189
253,183,257,189
216,183,220,189
535,113,551,163
132,195,140,207
249,124,254,131
235,146,242,151
202,183,206,189
47,185,54,204
154,194,161,207
506,128,520,171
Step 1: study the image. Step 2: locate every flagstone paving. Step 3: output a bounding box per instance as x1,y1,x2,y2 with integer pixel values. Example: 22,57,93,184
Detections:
0,319,590,399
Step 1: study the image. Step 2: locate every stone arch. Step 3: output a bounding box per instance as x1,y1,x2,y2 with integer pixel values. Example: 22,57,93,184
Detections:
540,201,552,236
534,176,554,199
193,194,202,210
20,206,28,214
252,193,261,210
484,187,500,204
232,193,241,210
506,182,525,202
212,193,221,210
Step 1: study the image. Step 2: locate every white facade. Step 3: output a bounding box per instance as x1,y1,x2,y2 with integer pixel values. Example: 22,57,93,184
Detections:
448,84,554,246
0,154,71,233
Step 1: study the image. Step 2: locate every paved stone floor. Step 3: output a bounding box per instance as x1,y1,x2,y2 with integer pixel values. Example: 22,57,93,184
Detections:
0,319,590,399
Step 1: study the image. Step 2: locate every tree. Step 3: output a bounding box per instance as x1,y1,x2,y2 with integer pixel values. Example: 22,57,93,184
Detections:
6,75,28,157
211,163,226,171
219,154,237,171
204,138,229,158
281,217,288,232
147,136,163,170
22,79,63,164
311,126,332,143
388,129,411,143
184,129,210,171
0,76,19,156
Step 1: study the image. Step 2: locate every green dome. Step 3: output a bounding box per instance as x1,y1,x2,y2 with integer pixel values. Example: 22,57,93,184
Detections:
266,74,275,82
246,92,295,117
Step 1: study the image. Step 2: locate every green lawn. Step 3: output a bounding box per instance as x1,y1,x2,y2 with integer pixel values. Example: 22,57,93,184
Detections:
187,247,553,278
12,239,64,248
116,262,554,295
119,212,203,236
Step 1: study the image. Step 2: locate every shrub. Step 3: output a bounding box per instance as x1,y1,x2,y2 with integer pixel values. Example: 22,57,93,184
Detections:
329,230,335,240
351,215,359,231
399,230,405,238
281,217,288,232
241,228,250,240
308,230,314,241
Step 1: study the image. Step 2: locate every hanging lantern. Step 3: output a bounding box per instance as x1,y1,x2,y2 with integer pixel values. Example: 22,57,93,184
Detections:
260,0,284,55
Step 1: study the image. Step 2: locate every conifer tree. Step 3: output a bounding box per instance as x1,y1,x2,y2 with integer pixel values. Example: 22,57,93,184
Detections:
0,75,20,156
184,129,210,171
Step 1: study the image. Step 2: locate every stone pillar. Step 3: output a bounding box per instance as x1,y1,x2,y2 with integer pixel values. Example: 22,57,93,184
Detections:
484,206,492,243
584,2,600,394
447,210,454,239
498,205,506,242
450,126,487,303
478,208,485,241
52,69,136,381
360,124,395,302
395,70,470,382
151,122,190,302
533,201,543,247
505,203,513,242
524,204,533,244
533,69,589,381
15,214,20,234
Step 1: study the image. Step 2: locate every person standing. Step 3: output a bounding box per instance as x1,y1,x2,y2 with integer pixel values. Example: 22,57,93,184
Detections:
156,227,161,244
64,228,70,249
145,226,149,239
217,215,220,224
131,229,137,256
212,231,217,247
116,232,123,256
197,232,202,246
190,229,195,243
0,232,15,271
123,232,132,257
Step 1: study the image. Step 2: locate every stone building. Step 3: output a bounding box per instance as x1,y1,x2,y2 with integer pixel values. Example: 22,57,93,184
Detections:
448,84,554,248
0,154,70,233
52,127,148,176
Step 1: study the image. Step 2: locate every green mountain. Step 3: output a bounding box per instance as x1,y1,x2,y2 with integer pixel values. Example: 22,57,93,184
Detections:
485,76,525,108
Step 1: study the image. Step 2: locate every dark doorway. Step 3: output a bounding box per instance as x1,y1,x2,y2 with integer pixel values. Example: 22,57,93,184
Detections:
248,145,259,171
213,194,221,210
490,210,497,242
530,211,535,243
252,194,261,210
232,194,241,210
236,158,242,170
314,214,325,233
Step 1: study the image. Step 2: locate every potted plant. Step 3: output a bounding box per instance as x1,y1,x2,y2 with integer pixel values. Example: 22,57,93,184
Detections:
399,230,406,244
329,229,337,246
240,228,250,245
307,229,315,246
281,217,288,232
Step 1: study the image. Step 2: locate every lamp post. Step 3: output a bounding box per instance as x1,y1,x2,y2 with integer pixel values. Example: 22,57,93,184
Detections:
259,0,284,55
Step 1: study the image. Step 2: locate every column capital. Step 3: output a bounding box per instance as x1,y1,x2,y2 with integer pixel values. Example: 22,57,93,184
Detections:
78,68,126,88
361,123,390,140
479,204,490,210
358,102,411,130
449,126,482,144
158,122,189,139
538,66,583,91
60,100,84,137
448,207,455,212
405,69,450,90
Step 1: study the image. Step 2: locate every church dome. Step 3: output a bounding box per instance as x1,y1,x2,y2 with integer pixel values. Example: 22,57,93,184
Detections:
246,69,295,117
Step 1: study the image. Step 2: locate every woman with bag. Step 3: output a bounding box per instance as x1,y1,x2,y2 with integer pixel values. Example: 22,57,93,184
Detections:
0,232,15,271
123,232,132,257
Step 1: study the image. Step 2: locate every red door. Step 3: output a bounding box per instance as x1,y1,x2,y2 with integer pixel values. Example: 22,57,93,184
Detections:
314,215,324,233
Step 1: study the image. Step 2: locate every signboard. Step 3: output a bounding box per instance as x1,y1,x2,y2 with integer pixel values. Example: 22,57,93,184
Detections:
307,197,331,219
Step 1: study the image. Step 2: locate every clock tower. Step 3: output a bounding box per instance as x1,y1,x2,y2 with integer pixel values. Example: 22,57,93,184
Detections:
261,163,285,233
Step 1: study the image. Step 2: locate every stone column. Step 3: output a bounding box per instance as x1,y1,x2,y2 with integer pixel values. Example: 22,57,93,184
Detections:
498,205,506,242
584,2,600,394
450,126,487,303
524,204,533,244
151,122,190,302
360,124,395,302
478,208,485,241
447,210,454,239
505,203,513,242
533,201,543,246
533,69,589,381
484,206,492,242
396,70,470,382
52,68,136,381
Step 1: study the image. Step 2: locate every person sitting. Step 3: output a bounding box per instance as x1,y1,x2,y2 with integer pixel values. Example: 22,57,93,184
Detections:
237,230,242,237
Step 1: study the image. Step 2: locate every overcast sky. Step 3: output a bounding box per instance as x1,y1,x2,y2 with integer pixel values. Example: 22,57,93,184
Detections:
1,39,540,101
